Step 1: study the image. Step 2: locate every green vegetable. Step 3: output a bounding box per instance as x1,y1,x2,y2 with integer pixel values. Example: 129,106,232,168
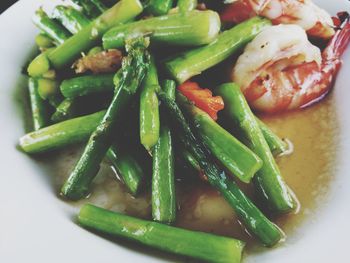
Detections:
28,78,49,131
152,124,176,224
42,70,56,80
19,110,106,154
162,79,176,99
152,80,176,224
140,58,160,151
90,0,108,13
78,204,245,263
71,0,105,18
216,83,296,213
52,5,90,34
158,92,283,246
51,98,77,123
177,93,262,183
103,10,220,49
177,0,198,12
146,0,174,16
60,74,114,98
35,34,54,49
61,38,150,200
32,8,71,45
87,46,103,55
181,149,201,172
20,109,145,196
27,49,53,78
48,0,143,69
36,78,60,100
257,118,289,156
165,17,271,84
106,144,144,195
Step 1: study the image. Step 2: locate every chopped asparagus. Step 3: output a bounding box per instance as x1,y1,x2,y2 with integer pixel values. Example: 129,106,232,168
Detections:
61,38,150,200
216,83,296,213
78,204,245,263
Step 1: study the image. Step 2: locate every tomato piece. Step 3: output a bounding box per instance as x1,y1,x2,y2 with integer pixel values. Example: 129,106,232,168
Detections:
178,81,224,120
220,1,255,24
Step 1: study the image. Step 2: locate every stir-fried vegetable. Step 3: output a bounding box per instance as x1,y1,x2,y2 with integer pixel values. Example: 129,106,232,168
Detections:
52,5,90,34
165,17,271,83
177,0,198,13
61,38,150,200
19,111,106,154
60,74,115,98
48,0,143,69
177,93,262,183
216,83,296,213
32,8,71,45
152,80,176,224
158,92,283,246
139,57,160,151
107,144,145,195
79,204,245,263
28,78,49,131
103,10,221,49
146,0,174,16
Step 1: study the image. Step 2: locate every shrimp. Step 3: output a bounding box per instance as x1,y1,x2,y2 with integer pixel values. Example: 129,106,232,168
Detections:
232,18,350,113
220,0,335,39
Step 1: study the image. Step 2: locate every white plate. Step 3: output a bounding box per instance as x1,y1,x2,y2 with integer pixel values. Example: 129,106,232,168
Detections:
0,1,349,262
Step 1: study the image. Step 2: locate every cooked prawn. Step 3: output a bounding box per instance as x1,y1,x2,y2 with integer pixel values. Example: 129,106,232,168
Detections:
232,19,350,113
220,0,335,39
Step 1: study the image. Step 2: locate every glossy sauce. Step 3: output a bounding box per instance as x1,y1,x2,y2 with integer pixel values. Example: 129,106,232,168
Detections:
38,93,337,255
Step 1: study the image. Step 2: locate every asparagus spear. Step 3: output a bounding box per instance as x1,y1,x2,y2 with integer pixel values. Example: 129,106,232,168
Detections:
162,79,176,99
181,149,201,172
103,10,220,49
78,204,245,263
177,0,198,12
28,78,49,131
216,83,295,213
140,58,160,151
52,5,90,34
257,118,289,156
71,0,104,18
165,17,271,84
27,48,53,78
32,8,71,45
61,38,150,200
19,110,106,154
158,92,283,246
177,93,262,183
51,98,77,123
48,0,143,69
146,0,174,16
60,74,114,98
36,78,60,101
152,124,176,223
35,34,54,49
106,144,144,195
152,80,176,224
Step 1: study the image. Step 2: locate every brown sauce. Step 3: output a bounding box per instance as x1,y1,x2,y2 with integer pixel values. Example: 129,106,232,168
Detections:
37,93,338,258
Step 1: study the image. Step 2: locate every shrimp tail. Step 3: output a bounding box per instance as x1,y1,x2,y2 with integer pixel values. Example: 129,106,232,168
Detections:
304,13,350,109
323,12,350,61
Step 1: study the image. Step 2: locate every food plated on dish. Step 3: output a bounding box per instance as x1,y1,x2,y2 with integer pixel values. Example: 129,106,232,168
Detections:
15,0,350,262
